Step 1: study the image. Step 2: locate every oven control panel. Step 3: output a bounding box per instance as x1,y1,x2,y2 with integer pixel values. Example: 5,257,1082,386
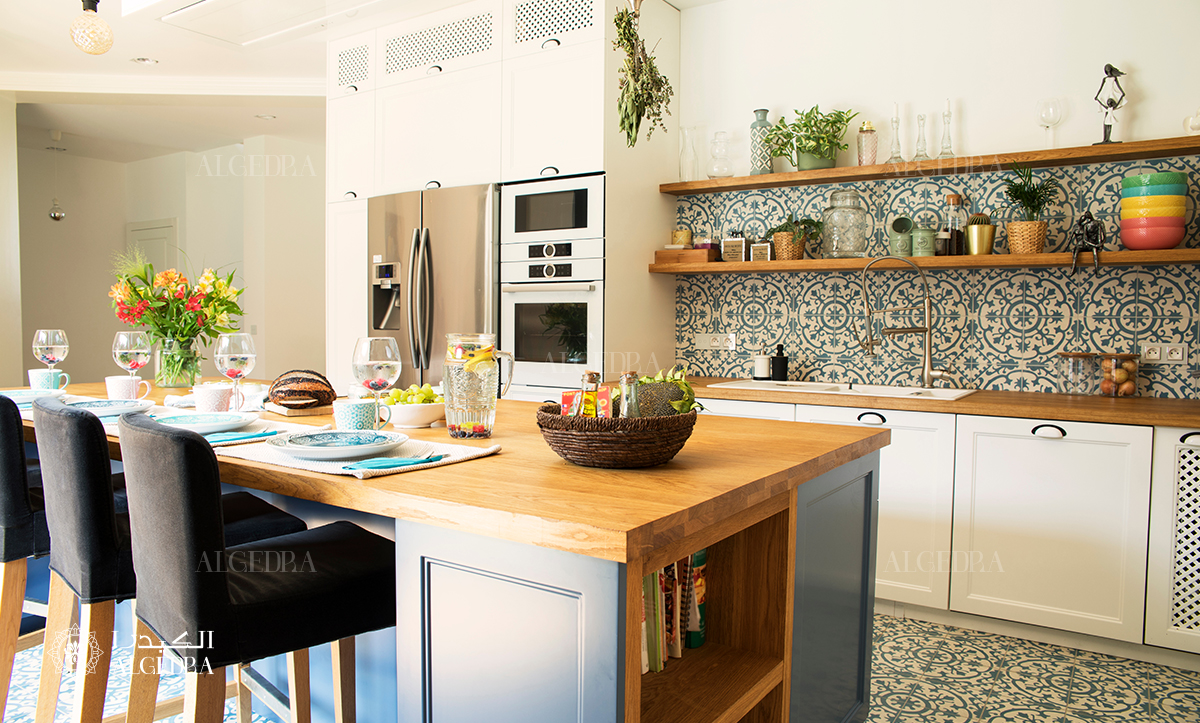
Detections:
500,237,603,264
500,257,604,283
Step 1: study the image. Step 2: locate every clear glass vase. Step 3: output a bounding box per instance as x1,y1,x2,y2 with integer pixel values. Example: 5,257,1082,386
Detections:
156,337,202,388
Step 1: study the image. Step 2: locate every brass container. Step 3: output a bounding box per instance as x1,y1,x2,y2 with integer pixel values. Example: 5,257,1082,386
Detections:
965,224,997,255
671,229,693,248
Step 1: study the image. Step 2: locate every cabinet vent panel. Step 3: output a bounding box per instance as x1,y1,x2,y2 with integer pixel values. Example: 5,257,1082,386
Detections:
513,0,593,44
1170,447,1200,631
337,44,370,87
384,13,493,75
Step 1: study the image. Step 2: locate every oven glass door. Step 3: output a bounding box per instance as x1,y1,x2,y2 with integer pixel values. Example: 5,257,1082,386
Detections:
501,175,604,245
501,281,604,388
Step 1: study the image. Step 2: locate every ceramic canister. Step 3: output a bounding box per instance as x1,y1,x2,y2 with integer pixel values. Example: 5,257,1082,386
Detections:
911,227,936,257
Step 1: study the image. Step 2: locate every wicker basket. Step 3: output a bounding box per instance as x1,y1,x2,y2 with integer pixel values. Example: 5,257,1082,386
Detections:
774,232,801,261
536,404,699,468
1006,221,1047,254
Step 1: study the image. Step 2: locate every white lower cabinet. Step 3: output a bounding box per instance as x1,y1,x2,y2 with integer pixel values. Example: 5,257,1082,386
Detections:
794,405,955,609
950,415,1153,642
1146,426,1200,654
697,397,795,422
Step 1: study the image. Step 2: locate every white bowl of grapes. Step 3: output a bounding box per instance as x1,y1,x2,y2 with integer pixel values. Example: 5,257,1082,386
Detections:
382,383,445,428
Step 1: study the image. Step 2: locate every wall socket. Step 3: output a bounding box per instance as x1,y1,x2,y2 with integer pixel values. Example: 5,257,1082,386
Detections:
695,333,737,351
1141,343,1188,365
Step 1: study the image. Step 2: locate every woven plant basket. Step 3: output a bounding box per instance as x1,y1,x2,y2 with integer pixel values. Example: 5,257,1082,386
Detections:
1007,221,1047,254
774,232,801,261
536,404,699,468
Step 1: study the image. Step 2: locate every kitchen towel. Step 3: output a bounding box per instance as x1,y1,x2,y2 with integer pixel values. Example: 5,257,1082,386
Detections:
214,438,501,479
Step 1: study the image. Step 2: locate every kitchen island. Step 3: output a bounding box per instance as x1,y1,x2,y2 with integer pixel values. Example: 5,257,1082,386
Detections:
20,383,889,723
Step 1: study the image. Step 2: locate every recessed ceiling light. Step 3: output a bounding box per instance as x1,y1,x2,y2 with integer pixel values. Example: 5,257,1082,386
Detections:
130,57,159,65
254,114,277,120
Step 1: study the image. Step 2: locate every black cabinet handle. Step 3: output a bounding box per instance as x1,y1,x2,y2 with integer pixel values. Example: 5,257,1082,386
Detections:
540,166,560,176
1032,424,1067,439
541,38,561,49
425,180,441,189
344,84,358,93
1181,432,1200,445
857,412,886,425
343,191,357,200
427,65,442,75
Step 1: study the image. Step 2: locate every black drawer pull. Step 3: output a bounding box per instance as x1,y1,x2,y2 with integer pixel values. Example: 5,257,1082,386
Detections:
541,38,561,49
1181,432,1200,445
857,412,886,425
1032,424,1067,439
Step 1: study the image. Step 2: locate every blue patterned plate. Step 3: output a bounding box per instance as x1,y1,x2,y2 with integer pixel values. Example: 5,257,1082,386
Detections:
67,399,154,416
266,430,408,460
152,412,257,435
0,388,67,403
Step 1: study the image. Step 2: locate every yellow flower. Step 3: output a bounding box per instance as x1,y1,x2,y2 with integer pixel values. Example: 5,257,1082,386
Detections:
196,269,217,296
153,269,188,292
108,281,132,303
215,278,238,300
215,312,230,328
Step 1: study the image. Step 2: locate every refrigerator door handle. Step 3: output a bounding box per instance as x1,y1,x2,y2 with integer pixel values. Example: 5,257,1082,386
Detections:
406,228,421,371
419,228,434,369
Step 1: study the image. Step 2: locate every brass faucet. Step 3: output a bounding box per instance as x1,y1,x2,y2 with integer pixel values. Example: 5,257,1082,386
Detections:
852,256,952,388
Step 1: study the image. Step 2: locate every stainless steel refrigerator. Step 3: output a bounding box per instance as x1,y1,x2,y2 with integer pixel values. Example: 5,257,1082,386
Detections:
367,184,498,388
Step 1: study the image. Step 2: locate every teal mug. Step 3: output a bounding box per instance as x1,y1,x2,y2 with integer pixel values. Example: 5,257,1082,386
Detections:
334,398,391,431
29,368,70,390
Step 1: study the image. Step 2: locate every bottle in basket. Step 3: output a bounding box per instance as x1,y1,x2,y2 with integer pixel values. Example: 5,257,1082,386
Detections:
618,371,641,418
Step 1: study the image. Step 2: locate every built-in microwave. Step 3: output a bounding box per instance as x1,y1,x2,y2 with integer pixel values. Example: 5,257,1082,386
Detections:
500,173,604,245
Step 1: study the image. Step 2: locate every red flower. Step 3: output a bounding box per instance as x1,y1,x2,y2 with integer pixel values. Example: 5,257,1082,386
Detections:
175,287,187,299
185,295,203,312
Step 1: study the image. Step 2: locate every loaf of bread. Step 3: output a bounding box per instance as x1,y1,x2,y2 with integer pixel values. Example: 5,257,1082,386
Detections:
268,370,337,409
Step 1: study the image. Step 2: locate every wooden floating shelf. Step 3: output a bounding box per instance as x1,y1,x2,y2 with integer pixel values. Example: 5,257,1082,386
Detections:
659,136,1200,197
648,248,1200,275
640,643,783,723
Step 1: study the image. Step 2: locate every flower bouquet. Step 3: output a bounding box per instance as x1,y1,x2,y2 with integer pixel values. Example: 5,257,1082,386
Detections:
109,248,244,387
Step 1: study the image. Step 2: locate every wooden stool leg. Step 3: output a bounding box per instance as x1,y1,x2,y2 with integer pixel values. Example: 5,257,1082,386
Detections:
331,637,356,723
0,558,28,716
126,617,163,723
65,599,80,672
183,667,226,723
35,571,77,723
233,664,252,723
73,599,115,723
286,648,311,723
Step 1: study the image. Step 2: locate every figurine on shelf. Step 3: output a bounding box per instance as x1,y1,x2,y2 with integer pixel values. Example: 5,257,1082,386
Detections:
1093,64,1126,145
1068,211,1105,275
1185,108,1200,136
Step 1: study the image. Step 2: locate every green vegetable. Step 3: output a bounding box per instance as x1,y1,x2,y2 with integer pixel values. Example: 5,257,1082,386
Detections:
634,365,704,415
613,2,674,148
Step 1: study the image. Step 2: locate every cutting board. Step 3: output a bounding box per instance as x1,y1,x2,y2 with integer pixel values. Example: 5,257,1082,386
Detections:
655,248,719,264
264,401,334,417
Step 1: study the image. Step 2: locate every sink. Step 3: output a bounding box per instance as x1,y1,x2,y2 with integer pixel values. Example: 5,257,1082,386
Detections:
708,379,978,401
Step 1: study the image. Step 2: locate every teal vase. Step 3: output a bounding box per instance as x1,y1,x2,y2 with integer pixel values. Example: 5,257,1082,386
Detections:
750,109,772,175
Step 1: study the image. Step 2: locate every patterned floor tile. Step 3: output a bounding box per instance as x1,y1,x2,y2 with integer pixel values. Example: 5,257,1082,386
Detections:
988,657,1077,709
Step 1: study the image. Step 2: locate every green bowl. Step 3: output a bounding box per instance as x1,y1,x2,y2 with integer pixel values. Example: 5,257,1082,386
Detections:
1122,171,1188,188
1120,183,1187,198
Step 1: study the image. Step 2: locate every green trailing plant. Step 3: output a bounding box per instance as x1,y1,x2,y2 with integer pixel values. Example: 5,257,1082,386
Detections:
967,212,992,225
614,1,674,147
766,213,823,239
763,105,859,166
1003,163,1061,222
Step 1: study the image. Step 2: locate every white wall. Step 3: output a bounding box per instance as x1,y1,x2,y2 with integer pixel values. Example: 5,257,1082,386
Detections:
0,94,22,386
19,148,127,385
185,144,245,273
126,152,187,263
680,0,1200,175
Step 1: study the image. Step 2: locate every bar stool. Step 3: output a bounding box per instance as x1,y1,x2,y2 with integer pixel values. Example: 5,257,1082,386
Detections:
31,398,309,723
118,412,396,723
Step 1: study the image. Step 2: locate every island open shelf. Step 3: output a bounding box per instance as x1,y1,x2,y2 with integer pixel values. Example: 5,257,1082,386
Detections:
641,644,784,723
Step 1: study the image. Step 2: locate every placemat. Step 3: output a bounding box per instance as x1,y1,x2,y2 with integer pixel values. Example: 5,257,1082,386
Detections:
214,437,501,479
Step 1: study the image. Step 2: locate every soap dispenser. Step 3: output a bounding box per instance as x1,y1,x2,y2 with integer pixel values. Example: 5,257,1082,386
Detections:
770,345,788,381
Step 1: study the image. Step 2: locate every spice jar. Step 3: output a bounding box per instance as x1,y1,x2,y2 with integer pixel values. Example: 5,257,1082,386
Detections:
1056,352,1096,395
1097,353,1139,397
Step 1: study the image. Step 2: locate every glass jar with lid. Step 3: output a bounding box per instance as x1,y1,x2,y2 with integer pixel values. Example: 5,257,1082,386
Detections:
1056,352,1096,395
821,189,874,258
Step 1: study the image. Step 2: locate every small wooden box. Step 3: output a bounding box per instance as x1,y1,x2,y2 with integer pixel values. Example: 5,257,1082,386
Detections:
264,401,334,417
655,248,720,264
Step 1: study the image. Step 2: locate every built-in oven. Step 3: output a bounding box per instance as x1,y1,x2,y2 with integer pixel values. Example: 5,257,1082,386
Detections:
500,263,604,389
500,173,604,246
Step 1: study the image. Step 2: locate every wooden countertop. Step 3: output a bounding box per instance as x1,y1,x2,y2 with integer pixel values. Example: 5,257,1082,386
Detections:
690,376,1200,427
17,381,889,564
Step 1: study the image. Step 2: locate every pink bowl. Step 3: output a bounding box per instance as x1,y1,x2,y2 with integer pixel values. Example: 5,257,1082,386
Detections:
1121,216,1186,230
1120,226,1185,250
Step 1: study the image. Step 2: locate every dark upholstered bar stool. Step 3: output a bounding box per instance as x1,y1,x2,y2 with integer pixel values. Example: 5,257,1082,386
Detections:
119,412,396,723
31,398,308,723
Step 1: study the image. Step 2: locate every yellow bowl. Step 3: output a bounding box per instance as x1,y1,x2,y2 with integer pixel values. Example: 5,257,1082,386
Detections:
1120,195,1186,211
1121,206,1187,220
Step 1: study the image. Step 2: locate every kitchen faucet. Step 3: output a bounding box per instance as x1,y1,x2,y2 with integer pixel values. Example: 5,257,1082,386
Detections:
852,255,952,388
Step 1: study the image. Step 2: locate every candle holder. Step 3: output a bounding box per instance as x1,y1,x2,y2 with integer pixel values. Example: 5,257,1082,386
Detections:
912,114,931,162
885,115,905,164
938,109,954,159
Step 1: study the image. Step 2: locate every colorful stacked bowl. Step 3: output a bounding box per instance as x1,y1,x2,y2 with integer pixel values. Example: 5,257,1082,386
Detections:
1119,172,1188,249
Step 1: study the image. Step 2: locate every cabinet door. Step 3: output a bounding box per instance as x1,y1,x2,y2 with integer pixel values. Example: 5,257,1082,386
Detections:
795,405,955,610
375,63,502,195
375,0,501,88
951,415,1152,642
500,39,603,182
327,30,375,97
1146,427,1200,654
698,397,795,422
326,200,369,395
501,0,603,59
326,93,375,203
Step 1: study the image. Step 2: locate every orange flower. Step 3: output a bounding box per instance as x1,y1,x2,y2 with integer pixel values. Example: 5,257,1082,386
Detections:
108,281,132,303
153,269,188,292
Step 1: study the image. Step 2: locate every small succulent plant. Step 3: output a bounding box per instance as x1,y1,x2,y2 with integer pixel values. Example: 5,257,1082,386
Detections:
968,212,993,225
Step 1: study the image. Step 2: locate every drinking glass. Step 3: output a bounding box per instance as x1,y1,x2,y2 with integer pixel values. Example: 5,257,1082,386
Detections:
215,333,257,412
32,329,69,370
112,331,151,377
1036,99,1064,149
352,338,402,430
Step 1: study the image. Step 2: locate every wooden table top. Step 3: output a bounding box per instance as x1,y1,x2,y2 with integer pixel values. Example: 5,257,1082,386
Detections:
17,381,889,564
690,376,1200,428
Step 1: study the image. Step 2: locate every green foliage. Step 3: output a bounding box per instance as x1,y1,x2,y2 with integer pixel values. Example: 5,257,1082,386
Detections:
764,105,859,166
765,213,822,240
637,364,704,413
614,6,674,148
1003,164,1061,222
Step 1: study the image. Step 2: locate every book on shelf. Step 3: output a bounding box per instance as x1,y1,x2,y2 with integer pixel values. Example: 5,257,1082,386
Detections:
664,562,682,659
656,567,666,669
642,572,663,672
687,548,706,649
677,556,692,641
640,579,649,674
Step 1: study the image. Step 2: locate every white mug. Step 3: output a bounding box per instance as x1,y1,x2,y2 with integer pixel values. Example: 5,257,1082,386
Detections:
106,375,151,400
29,368,70,390
193,384,234,413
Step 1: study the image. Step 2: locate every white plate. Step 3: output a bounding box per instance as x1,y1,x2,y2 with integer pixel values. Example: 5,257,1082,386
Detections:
1,388,67,404
266,430,408,461
66,399,155,416
152,412,258,435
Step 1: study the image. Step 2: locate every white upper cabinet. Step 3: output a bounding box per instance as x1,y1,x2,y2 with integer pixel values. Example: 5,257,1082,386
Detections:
501,0,603,59
375,62,502,195
326,93,375,202
325,199,369,395
500,39,604,182
376,0,502,89
1146,427,1200,654
327,30,375,97
950,415,1153,642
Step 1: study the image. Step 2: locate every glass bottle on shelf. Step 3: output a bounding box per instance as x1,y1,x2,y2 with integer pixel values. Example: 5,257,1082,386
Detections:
941,193,968,256
857,121,878,166
707,131,733,179
679,126,700,182
750,110,773,175
618,371,641,418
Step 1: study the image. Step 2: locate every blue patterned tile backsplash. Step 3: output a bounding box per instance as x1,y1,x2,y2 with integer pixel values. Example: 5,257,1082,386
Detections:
674,155,1200,398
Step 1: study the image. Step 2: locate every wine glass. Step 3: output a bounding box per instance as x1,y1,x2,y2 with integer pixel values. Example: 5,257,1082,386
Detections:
214,333,257,412
32,329,69,370
112,331,151,378
351,337,402,431
1036,99,1064,149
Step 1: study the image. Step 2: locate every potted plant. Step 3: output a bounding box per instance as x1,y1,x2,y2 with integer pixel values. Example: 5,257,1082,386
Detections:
1002,163,1061,254
764,105,859,171
965,212,997,255
767,214,823,260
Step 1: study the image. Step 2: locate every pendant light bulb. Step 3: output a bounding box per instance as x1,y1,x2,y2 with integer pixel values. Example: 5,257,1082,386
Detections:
48,131,65,222
71,0,113,56
49,199,66,222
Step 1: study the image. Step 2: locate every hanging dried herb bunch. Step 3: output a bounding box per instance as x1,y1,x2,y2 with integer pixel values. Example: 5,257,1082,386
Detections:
614,0,673,147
